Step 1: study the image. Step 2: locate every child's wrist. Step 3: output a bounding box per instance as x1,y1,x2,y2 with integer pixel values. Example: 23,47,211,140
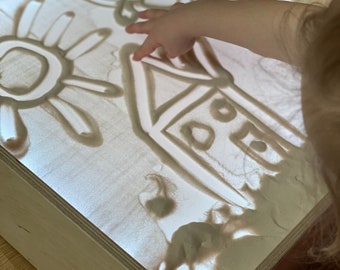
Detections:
174,2,205,40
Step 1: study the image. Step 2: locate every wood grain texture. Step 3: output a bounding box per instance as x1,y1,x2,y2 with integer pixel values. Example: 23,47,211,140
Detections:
0,235,35,270
0,151,139,270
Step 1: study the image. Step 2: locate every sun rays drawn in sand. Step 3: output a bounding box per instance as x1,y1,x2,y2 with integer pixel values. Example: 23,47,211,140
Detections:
0,0,122,157
122,39,307,211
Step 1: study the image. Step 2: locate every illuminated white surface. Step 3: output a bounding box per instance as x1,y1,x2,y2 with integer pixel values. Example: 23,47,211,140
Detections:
0,1,328,269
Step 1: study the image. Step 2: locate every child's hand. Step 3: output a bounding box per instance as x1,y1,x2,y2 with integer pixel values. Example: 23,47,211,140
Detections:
125,3,196,61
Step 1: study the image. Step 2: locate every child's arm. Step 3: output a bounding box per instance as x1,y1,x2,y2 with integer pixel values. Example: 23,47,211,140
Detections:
126,0,323,65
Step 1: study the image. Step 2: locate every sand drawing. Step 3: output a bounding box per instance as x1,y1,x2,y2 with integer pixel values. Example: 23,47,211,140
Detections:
160,221,227,270
84,0,115,7
122,39,306,211
159,204,257,270
119,39,312,269
114,0,146,26
139,173,177,218
85,0,188,26
0,0,122,157
138,172,250,268
0,1,325,270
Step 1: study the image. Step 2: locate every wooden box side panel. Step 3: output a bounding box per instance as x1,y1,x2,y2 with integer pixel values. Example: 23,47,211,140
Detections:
0,157,130,270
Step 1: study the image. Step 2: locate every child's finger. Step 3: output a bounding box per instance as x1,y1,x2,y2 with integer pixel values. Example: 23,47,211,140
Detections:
125,21,150,34
133,36,161,61
138,9,167,19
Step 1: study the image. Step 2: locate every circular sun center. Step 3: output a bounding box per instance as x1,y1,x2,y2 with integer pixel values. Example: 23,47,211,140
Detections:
0,48,46,95
0,39,65,104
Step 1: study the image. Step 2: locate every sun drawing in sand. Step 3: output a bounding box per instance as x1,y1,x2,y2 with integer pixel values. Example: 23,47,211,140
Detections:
0,0,122,157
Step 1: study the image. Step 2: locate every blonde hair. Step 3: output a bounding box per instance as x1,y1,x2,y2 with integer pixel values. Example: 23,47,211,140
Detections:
300,1,340,266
